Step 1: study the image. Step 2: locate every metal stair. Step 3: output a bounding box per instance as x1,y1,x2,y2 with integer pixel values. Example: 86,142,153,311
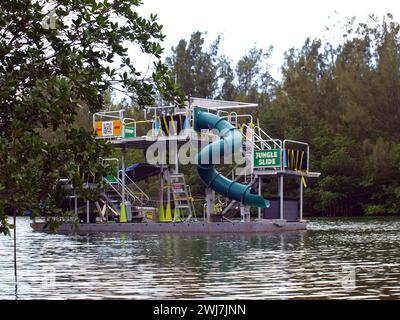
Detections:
102,176,147,222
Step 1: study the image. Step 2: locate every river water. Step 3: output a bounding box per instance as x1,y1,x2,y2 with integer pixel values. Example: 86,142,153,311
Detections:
1,216,400,299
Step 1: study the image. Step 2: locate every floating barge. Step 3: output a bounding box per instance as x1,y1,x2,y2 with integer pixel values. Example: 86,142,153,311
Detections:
31,98,319,235
31,220,307,234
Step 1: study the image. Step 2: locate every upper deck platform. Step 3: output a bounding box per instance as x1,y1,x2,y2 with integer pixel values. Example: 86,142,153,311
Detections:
93,98,320,178
93,98,258,149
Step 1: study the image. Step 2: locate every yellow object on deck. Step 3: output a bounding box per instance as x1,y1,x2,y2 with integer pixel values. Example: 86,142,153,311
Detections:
146,211,153,221
214,203,222,213
174,207,182,222
119,203,128,223
165,202,172,222
158,205,165,222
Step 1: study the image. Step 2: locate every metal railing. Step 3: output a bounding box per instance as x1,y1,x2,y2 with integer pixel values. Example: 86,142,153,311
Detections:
123,172,150,203
123,118,155,138
240,124,269,151
283,139,310,172
103,175,144,206
218,111,254,129
253,125,282,149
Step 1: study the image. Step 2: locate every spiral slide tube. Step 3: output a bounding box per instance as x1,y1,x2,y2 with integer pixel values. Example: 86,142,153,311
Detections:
194,107,269,208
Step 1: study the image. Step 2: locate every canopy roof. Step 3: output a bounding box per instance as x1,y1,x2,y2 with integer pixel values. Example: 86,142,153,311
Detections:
119,163,164,182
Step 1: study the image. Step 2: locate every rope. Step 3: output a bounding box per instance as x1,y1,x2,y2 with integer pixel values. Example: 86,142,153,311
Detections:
169,114,177,135
299,151,304,171
178,114,183,131
162,116,169,135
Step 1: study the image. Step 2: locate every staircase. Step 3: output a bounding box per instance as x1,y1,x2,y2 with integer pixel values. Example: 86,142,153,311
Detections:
102,174,150,222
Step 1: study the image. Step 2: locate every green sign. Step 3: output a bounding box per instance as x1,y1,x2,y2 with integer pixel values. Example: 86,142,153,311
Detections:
253,149,281,168
104,175,118,184
124,126,136,137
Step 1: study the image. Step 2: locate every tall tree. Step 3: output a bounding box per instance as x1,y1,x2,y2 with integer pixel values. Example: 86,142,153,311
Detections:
166,31,221,98
217,55,236,101
235,46,273,103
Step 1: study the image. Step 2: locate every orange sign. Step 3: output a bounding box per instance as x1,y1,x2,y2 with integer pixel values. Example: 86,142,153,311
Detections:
95,120,122,137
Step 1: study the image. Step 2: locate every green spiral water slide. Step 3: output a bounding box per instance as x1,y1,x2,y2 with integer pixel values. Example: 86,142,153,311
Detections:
194,107,269,208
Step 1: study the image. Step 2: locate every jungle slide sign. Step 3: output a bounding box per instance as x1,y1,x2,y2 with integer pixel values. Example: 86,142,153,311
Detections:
253,149,281,168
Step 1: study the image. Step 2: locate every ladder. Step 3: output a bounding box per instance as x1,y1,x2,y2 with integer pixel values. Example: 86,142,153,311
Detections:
169,173,196,222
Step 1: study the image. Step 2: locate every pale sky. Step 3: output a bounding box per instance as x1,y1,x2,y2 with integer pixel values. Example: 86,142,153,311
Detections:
137,0,400,76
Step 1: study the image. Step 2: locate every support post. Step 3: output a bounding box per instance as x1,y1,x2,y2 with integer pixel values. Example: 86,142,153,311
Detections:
175,144,179,174
74,189,78,217
240,205,245,222
300,176,303,222
167,180,171,207
279,174,284,220
86,200,90,224
158,170,164,222
121,146,126,203
206,188,213,223
258,176,262,220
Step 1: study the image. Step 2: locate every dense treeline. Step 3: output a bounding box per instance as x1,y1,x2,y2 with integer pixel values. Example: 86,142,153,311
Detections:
164,15,400,216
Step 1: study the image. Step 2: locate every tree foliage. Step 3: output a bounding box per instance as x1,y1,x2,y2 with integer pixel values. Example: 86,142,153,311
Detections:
166,31,221,99
166,14,400,216
0,0,183,235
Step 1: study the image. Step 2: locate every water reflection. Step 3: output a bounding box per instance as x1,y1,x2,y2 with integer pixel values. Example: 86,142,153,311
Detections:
1,217,400,299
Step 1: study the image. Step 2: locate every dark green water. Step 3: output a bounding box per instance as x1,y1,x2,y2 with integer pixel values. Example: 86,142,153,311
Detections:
1,216,400,299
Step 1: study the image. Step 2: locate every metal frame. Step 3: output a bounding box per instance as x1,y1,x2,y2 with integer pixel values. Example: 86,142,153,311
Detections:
92,99,319,225
189,97,258,110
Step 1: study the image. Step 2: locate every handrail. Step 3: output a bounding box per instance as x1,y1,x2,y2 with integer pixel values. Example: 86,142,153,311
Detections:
115,176,144,205
253,125,282,149
229,111,238,126
94,114,122,120
124,173,149,201
241,124,265,150
93,110,125,127
107,204,119,216
216,110,230,118
103,177,123,198
103,174,144,206
95,110,125,115
219,114,254,127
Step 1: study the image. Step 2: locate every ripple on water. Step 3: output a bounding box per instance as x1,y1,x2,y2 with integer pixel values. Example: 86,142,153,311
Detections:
1,216,400,299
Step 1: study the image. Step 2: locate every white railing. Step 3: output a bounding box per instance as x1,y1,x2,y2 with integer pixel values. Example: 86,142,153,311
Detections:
283,139,310,172
218,112,254,129
253,125,282,150
123,118,155,138
240,124,266,150
115,176,144,205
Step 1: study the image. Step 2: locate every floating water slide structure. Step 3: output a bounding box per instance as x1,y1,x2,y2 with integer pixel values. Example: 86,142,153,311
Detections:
194,107,269,208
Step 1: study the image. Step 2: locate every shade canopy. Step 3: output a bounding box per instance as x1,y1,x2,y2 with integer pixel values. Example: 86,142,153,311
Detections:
119,163,164,182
